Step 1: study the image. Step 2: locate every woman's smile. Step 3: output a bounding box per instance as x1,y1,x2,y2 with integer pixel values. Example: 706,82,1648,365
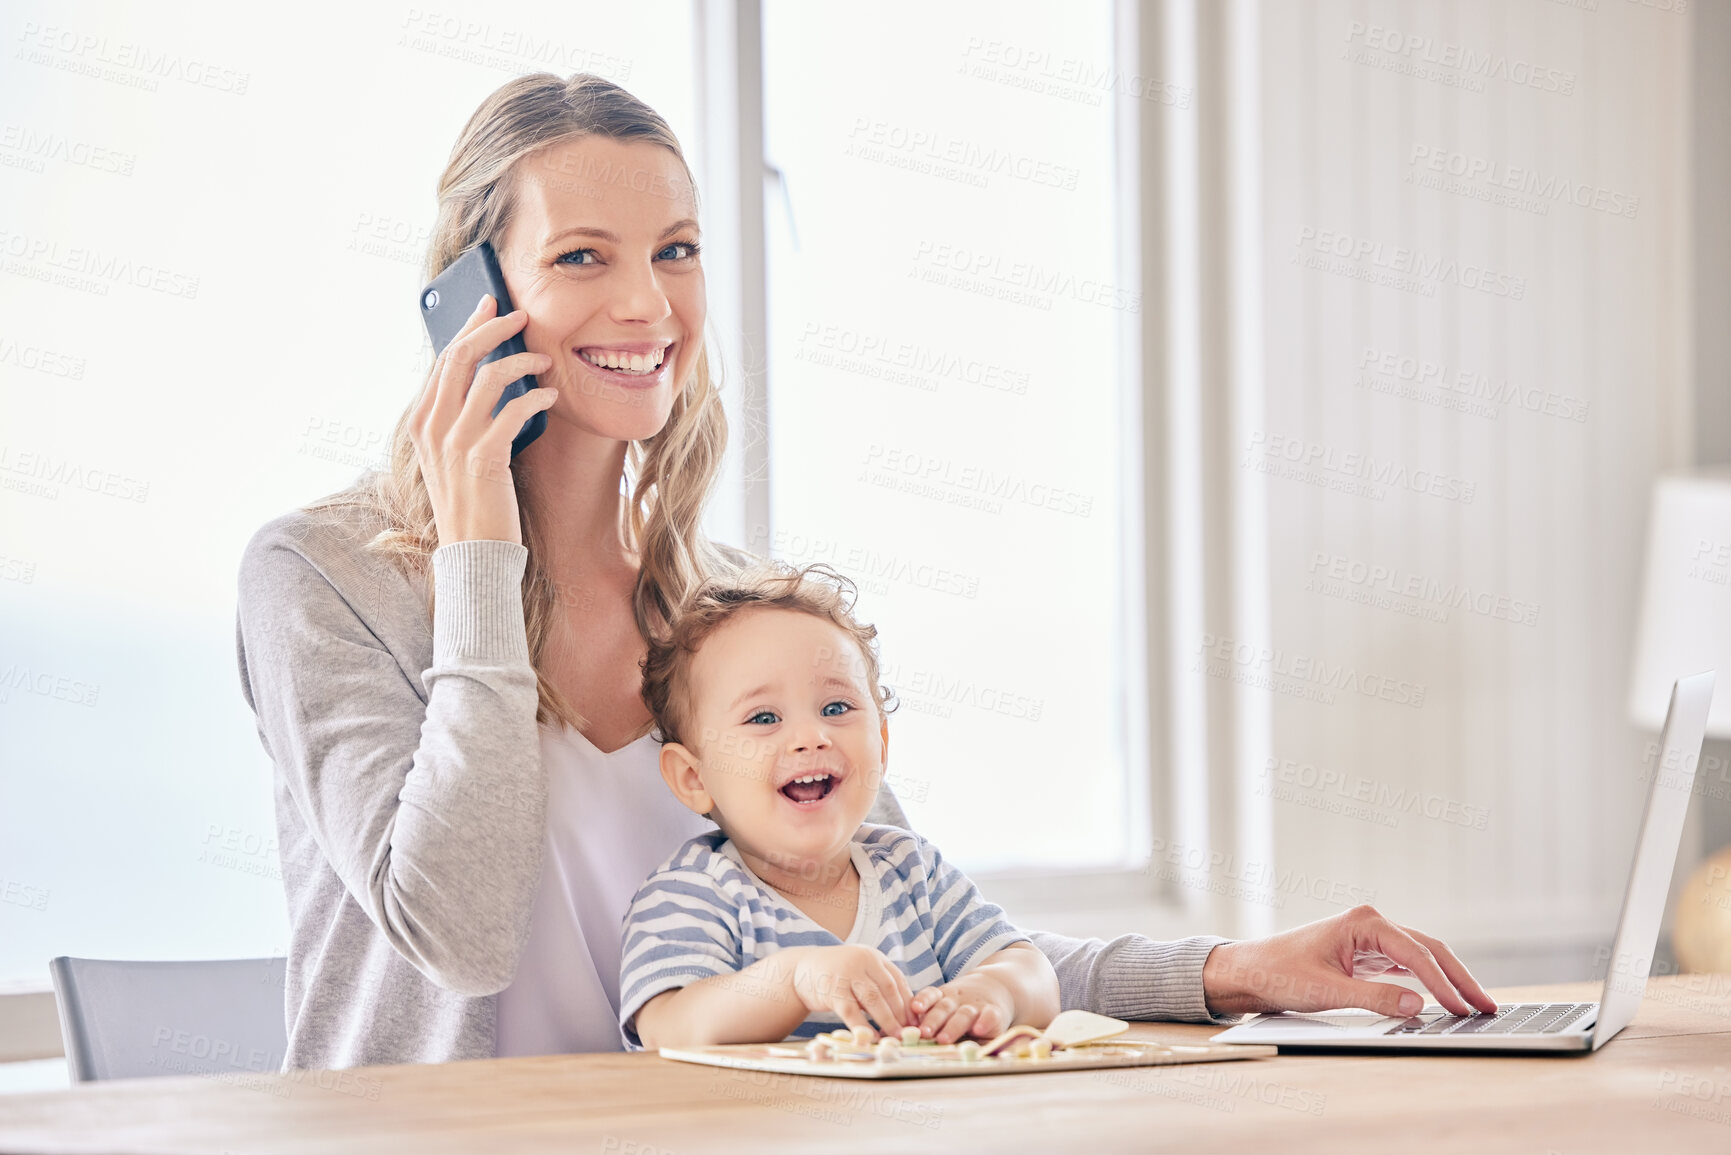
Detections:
573,339,676,389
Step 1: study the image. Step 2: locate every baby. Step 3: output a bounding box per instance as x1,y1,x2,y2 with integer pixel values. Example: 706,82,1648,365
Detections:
618,563,1060,1050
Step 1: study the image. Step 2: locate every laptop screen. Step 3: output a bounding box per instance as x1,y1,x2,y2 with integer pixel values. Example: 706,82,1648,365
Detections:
1591,670,1714,1049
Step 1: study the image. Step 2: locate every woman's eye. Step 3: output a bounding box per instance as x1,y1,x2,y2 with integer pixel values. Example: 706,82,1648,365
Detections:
657,241,700,261
747,710,779,726
556,248,599,265
821,701,851,718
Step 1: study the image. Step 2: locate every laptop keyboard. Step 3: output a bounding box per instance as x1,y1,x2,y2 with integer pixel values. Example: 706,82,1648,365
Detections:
1383,1003,1595,1036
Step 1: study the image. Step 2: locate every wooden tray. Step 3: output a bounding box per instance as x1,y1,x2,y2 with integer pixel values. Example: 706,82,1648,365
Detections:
658,1038,1276,1080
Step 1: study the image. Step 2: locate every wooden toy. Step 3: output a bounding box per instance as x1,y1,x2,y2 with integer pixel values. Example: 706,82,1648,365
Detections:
658,1009,1275,1080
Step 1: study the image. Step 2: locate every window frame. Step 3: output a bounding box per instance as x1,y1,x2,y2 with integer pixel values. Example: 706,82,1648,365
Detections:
711,0,1207,934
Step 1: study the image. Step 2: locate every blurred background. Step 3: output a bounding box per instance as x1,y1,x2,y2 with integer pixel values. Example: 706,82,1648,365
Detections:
3,0,1728,1089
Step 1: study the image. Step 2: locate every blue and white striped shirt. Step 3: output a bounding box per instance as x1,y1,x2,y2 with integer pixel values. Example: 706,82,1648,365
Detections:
617,822,1030,1049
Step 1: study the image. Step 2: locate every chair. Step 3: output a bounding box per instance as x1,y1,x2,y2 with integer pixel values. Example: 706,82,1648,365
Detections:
49,956,288,1082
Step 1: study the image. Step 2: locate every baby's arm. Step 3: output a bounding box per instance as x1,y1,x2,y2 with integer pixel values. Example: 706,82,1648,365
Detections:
634,949,811,1049
634,944,915,1049
910,943,1061,1043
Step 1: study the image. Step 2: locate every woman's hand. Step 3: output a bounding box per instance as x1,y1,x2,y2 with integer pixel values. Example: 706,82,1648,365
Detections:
408,293,558,546
790,944,914,1037
1202,904,1498,1019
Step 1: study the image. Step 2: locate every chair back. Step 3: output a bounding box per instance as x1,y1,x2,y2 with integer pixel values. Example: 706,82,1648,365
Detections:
49,956,288,1082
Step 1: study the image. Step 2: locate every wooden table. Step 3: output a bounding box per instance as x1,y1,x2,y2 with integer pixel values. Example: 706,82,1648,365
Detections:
2,976,1729,1154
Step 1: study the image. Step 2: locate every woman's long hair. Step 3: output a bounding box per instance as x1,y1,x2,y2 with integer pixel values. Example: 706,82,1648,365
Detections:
306,72,730,732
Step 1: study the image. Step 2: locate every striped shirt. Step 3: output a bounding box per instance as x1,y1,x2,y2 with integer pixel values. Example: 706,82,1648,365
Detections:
617,822,1031,1049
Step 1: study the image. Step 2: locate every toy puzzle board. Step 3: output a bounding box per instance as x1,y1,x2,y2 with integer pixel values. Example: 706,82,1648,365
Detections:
658,1039,1277,1080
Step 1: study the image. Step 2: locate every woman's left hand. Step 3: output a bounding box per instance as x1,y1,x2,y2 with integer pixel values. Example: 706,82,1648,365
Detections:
1201,904,1499,1019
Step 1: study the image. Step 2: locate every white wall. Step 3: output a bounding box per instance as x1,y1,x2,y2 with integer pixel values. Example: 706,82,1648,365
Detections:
1254,0,1692,979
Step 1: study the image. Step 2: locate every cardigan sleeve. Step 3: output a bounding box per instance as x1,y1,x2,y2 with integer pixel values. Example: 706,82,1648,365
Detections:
865,780,1235,1023
236,514,547,996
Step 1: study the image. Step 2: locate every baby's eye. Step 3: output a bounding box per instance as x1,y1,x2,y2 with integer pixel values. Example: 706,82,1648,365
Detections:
821,701,852,718
557,248,599,265
746,710,780,726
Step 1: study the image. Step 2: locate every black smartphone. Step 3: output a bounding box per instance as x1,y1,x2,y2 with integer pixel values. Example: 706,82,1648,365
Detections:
418,240,546,458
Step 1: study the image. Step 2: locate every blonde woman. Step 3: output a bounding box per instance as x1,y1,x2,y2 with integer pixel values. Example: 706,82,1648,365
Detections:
234,72,1495,1072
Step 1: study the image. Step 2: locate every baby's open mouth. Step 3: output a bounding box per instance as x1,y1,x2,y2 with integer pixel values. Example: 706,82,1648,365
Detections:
780,773,836,804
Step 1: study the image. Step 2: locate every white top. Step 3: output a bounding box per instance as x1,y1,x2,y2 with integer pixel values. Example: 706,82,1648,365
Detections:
493,723,714,1057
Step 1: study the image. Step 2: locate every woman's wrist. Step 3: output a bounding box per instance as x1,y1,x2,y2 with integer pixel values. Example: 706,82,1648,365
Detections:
429,538,531,663
1201,939,1260,1017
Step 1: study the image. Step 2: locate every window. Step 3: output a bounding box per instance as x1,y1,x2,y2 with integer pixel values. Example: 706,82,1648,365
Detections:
0,0,700,982
761,0,1138,870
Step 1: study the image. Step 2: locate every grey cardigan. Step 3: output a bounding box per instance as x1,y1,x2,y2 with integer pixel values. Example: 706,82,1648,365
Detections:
234,499,1231,1071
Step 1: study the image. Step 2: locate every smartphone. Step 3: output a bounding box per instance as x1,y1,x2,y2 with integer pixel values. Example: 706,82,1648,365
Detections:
418,240,546,458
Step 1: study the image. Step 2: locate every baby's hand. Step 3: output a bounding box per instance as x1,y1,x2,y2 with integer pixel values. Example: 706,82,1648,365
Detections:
909,973,1017,1044
789,944,913,1037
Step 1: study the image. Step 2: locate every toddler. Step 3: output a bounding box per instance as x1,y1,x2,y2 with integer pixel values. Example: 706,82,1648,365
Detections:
618,563,1060,1050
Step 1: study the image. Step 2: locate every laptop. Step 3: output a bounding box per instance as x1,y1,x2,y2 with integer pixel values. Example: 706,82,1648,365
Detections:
1211,670,1714,1054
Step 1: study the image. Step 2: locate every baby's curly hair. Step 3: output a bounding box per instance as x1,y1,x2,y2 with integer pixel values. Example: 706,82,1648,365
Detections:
640,562,896,749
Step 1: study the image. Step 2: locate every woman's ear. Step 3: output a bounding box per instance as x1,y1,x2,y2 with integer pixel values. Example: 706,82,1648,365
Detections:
659,742,714,817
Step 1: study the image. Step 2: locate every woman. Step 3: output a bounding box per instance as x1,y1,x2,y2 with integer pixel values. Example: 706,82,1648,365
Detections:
235,72,1495,1071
